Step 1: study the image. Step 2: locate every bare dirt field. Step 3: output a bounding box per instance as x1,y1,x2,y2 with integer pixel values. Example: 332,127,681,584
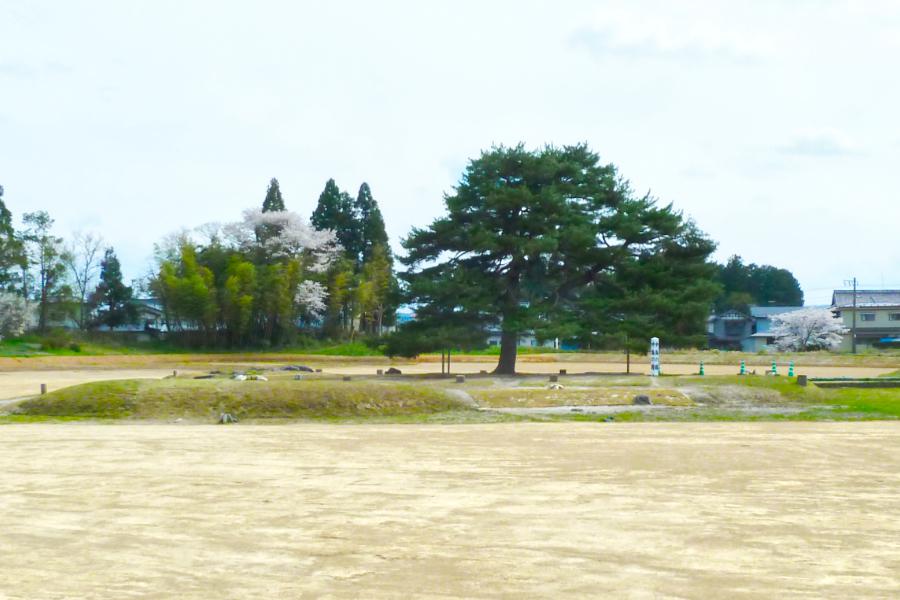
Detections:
0,369,187,403
1,422,899,598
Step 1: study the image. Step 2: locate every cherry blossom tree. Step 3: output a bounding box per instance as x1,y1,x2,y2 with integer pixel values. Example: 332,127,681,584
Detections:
770,308,848,351
0,292,30,340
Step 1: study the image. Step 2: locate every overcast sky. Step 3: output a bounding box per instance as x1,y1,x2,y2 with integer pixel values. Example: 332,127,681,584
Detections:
2,0,899,304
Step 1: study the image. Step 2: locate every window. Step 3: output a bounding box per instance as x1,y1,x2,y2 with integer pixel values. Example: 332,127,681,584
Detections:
890,313,900,321
860,313,876,322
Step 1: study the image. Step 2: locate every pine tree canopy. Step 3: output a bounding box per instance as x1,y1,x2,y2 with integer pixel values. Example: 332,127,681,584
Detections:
262,178,286,213
397,143,719,374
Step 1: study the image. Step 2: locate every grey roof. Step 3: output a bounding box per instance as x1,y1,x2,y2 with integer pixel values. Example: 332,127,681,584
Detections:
749,306,806,318
832,290,900,308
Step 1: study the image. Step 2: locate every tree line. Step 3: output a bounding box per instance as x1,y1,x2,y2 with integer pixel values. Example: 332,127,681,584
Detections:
0,144,805,373
0,185,136,337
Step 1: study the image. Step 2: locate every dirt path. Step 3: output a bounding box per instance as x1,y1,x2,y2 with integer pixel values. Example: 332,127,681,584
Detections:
1,422,898,598
0,369,185,401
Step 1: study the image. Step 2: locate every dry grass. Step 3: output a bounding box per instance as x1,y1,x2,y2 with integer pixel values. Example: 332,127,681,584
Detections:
470,386,691,408
14,378,470,421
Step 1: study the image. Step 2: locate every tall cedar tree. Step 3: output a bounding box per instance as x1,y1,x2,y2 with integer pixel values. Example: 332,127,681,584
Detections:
400,144,718,374
262,178,286,212
91,248,137,329
311,180,396,335
311,179,360,259
0,185,26,291
354,183,389,262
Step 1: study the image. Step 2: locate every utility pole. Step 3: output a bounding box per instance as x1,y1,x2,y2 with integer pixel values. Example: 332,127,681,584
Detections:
845,277,858,354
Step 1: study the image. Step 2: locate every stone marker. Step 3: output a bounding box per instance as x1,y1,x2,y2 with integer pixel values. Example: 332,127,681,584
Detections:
797,375,808,387
632,394,652,405
455,375,466,383
40,383,47,395
377,369,384,376
559,369,567,375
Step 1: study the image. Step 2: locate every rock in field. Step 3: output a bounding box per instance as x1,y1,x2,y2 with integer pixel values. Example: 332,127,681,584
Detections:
632,394,652,405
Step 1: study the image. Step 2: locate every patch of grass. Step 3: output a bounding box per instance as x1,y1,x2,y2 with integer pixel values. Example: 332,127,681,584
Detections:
300,342,385,356
15,380,140,417
0,414,97,424
471,386,690,408
14,378,471,421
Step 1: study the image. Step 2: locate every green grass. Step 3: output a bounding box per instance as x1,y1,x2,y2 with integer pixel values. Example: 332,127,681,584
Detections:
13,378,471,421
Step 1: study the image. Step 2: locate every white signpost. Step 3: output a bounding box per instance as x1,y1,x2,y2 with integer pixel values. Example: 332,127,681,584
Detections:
650,337,660,377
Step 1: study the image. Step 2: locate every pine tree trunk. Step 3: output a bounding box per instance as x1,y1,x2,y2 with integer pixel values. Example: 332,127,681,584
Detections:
494,331,518,375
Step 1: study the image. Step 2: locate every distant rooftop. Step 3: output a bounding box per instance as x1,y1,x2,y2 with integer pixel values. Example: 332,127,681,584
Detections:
749,306,806,318
832,290,900,308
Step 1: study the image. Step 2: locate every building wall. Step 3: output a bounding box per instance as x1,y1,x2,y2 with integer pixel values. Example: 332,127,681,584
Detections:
836,307,900,351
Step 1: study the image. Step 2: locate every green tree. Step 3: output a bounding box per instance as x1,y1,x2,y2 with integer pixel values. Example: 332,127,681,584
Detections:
311,179,360,259
357,243,393,335
715,255,803,311
262,178,286,213
90,247,137,329
354,183,389,262
22,211,66,333
0,185,25,292
401,144,718,374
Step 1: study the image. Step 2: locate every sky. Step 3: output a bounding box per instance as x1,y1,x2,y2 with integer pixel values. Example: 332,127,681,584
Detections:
2,0,899,305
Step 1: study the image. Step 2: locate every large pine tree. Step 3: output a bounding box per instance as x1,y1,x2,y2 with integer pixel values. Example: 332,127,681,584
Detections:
262,178,286,213
400,144,718,374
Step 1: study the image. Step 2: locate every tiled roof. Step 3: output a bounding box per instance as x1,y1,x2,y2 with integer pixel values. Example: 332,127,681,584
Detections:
749,306,806,318
832,290,900,308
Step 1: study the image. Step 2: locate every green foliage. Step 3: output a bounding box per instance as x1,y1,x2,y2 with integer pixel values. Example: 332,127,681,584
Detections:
0,185,26,292
311,179,360,257
311,179,397,337
715,255,803,312
261,177,286,213
90,247,137,329
22,210,68,332
399,144,718,372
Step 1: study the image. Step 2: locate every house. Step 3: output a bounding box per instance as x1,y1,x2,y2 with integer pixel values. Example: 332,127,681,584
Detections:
485,328,557,349
832,290,900,351
708,305,806,351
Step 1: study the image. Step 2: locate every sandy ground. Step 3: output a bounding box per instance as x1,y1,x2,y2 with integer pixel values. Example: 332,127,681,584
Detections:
0,369,188,402
1,361,893,402
322,360,894,378
0,422,898,599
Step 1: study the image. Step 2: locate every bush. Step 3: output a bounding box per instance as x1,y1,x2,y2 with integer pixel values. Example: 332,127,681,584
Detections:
40,329,74,351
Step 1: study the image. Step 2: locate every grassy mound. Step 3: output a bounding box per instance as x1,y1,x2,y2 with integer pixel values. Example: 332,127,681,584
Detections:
14,379,470,421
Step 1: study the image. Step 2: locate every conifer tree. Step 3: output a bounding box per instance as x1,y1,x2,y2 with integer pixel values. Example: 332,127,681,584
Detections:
262,178,286,213
91,247,137,329
311,179,361,260
400,144,718,374
354,183,389,263
0,185,25,291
